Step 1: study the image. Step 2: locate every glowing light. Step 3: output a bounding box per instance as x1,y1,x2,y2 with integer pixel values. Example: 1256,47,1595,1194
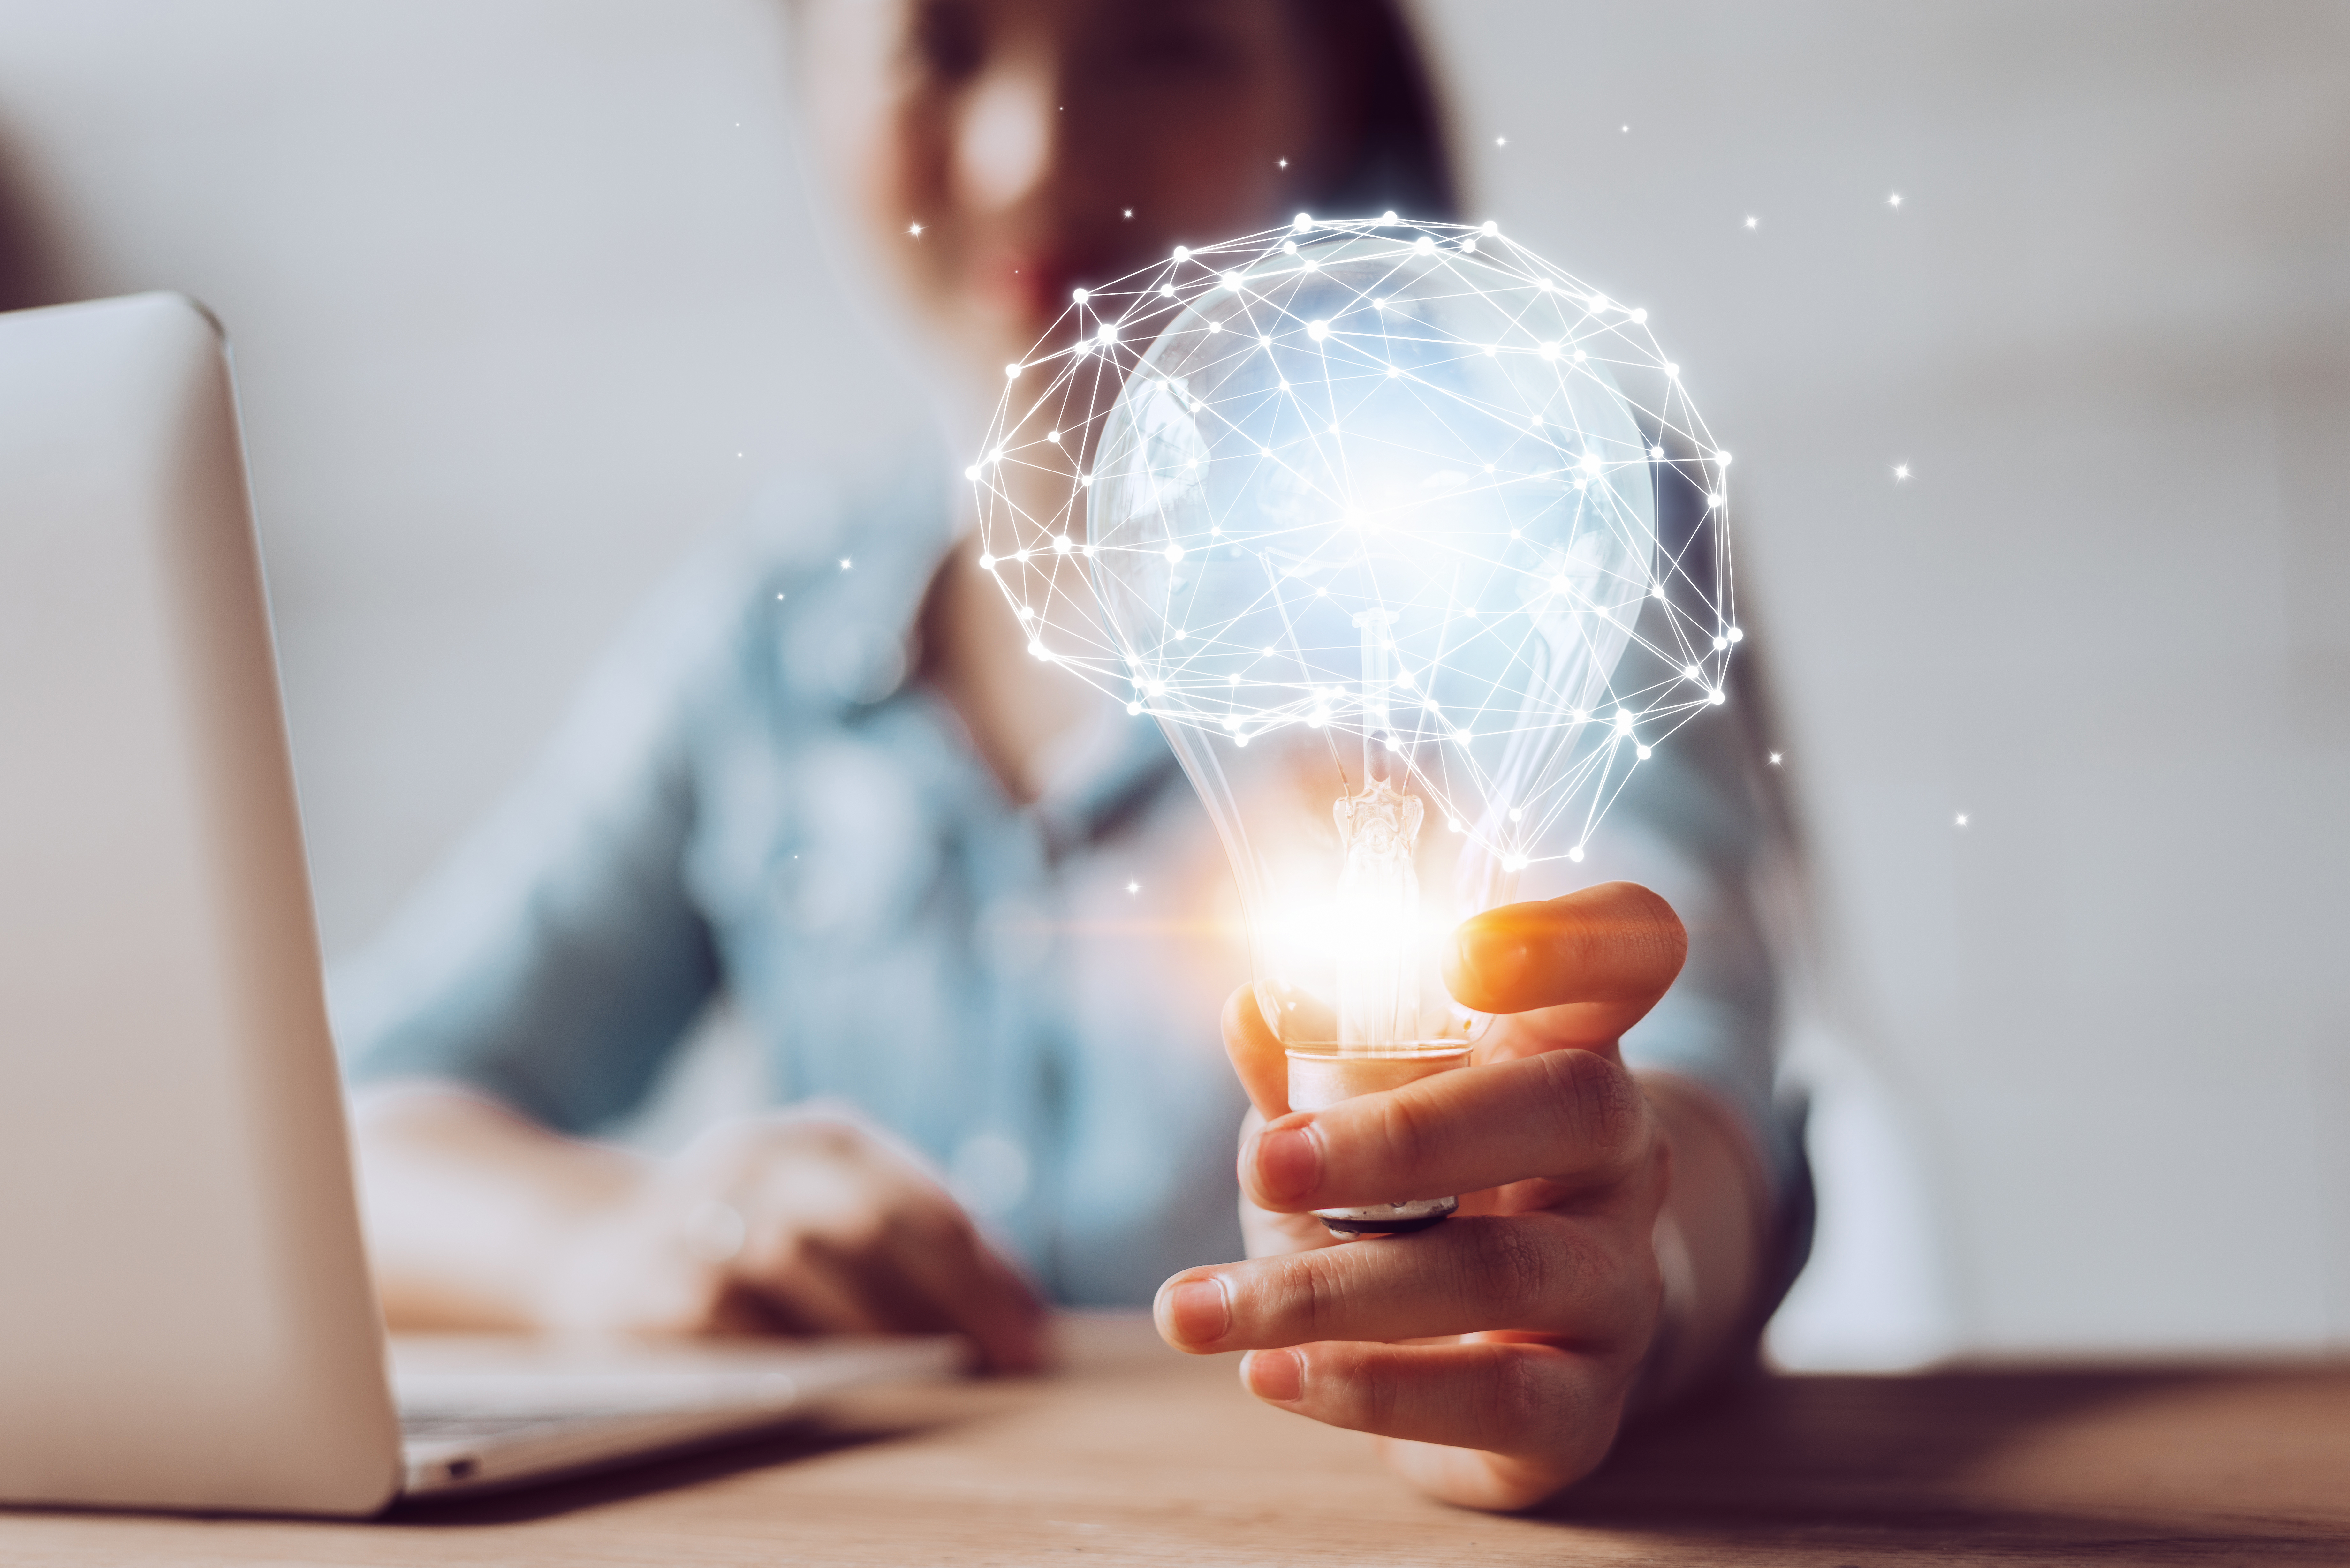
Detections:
1744,216,1757,229
1889,192,1904,208
908,222,923,237
838,557,853,571
1955,812,1968,826
1894,463,1911,481
1769,752,1782,765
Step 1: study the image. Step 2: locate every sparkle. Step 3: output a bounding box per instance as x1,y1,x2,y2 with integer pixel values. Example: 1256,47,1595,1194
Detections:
1744,216,1758,229
908,222,923,237
1127,880,1141,894
1889,192,1903,208
1495,134,1507,147
1955,812,1968,826
1894,463,1911,481
1769,752,1783,765
838,558,852,571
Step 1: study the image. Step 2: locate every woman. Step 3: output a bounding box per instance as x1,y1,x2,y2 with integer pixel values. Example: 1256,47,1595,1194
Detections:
338,0,1804,1511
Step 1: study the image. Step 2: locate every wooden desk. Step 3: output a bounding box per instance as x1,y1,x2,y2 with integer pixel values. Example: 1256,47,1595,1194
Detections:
6,1316,2346,1565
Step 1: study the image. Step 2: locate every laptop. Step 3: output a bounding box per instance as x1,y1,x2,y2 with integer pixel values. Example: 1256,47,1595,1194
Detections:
0,292,955,1515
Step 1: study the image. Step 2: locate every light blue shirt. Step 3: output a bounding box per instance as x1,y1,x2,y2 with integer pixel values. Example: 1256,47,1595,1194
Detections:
334,456,1804,1306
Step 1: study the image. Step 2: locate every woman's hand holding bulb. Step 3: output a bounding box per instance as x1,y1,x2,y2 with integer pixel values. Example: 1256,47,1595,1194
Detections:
1152,881,1770,1512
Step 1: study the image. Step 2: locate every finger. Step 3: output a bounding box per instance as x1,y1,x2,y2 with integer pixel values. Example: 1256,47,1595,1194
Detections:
735,1233,890,1336
1156,1213,1656,1353
1238,1338,1625,1509
1445,883,1685,1047
1221,985,1290,1119
1238,1046,1651,1213
875,1203,1048,1371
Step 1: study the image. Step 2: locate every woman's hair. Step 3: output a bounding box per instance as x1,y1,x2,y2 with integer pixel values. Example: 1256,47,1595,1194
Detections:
1290,0,1458,223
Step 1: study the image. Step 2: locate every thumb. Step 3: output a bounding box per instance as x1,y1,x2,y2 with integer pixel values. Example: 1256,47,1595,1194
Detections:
1220,984,1290,1120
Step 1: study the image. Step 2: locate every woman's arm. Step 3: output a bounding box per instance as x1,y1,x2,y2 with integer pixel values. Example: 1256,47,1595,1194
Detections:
352,1083,1047,1366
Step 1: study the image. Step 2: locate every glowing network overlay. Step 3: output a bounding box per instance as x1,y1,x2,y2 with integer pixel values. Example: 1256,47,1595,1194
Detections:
970,214,1736,878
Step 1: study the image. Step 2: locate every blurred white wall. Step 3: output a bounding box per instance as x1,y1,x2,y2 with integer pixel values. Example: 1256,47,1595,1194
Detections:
0,0,2342,1358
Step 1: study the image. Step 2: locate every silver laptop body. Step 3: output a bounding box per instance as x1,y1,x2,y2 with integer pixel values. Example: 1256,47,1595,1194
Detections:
0,293,949,1516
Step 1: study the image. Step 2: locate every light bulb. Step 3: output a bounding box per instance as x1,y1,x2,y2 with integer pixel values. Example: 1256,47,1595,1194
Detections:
970,219,1733,1238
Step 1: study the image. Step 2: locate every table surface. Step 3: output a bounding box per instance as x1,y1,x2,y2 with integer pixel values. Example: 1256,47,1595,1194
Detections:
5,1315,2347,1566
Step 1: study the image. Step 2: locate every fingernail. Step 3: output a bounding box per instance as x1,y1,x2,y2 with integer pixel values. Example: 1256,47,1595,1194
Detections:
1254,1124,1320,1202
1240,1348,1303,1403
1161,1277,1230,1347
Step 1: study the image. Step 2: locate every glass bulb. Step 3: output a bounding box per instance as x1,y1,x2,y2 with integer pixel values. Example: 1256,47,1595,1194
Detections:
970,220,1731,1236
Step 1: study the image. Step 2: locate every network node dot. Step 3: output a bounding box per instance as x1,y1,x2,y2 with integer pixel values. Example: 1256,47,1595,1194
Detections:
1072,288,1089,304
1636,744,1653,759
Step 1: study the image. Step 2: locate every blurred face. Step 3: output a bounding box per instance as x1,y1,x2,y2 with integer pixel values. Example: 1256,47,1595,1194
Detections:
799,0,1330,418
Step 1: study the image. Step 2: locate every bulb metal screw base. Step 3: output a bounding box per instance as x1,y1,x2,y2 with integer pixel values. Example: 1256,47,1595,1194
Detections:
1315,1195,1458,1240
